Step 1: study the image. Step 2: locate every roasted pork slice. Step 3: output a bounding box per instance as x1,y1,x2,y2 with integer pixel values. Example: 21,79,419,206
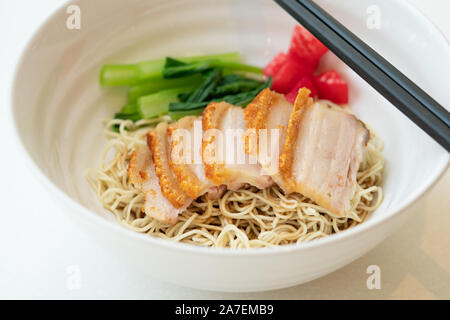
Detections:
244,88,293,184
128,145,184,225
202,102,274,190
168,116,226,199
147,122,193,214
279,88,370,217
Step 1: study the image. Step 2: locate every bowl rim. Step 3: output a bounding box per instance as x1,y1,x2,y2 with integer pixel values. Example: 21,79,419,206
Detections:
8,0,450,256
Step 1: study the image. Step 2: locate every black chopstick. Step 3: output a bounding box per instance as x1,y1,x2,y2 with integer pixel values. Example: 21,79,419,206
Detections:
275,0,450,152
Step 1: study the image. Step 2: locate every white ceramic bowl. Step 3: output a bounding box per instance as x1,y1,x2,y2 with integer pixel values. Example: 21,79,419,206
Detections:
10,0,449,292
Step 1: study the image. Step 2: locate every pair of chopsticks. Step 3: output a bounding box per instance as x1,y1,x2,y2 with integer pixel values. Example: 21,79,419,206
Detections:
275,0,450,152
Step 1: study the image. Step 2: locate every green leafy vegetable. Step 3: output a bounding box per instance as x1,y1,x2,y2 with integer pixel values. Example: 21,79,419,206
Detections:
186,68,222,102
137,52,240,82
162,58,215,79
138,86,196,119
211,79,263,97
100,52,241,86
100,52,270,125
162,58,263,79
169,77,272,112
114,104,140,121
119,103,138,114
220,74,247,84
128,74,204,103
178,91,192,102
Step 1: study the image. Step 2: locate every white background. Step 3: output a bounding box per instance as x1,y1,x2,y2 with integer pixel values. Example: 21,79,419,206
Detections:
0,0,449,299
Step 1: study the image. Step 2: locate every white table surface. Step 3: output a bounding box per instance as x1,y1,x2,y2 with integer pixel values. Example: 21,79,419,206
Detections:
0,0,449,300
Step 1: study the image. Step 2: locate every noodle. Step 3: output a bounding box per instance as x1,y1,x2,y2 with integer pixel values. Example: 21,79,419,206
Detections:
86,108,384,248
